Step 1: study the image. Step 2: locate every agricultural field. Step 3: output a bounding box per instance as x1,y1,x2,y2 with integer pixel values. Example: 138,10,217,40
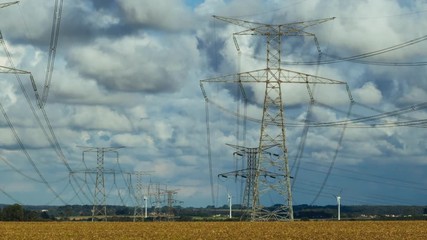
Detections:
0,221,426,239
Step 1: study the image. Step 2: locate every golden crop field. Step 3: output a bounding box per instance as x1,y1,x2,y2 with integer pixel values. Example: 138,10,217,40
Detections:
0,221,426,239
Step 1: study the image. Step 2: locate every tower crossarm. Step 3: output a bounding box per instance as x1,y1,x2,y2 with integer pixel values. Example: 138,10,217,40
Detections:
213,15,335,36
201,68,347,85
69,169,122,174
0,65,30,74
226,143,277,152
219,168,287,179
219,168,253,178
78,146,125,152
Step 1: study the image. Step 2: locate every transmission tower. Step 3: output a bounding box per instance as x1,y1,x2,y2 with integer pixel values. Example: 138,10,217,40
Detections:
133,171,149,222
201,16,353,221
219,144,278,219
148,182,165,221
75,146,124,221
0,2,35,85
219,145,259,210
165,188,180,221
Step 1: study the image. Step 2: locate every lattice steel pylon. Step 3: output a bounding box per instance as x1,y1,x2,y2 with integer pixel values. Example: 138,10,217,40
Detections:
78,146,124,221
147,182,165,221
201,15,352,221
133,171,147,222
218,144,276,214
165,189,179,221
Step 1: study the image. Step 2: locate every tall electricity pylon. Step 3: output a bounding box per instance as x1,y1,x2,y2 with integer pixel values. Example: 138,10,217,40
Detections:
165,189,179,221
76,146,124,221
147,182,165,221
133,171,150,221
201,15,352,221
133,171,145,221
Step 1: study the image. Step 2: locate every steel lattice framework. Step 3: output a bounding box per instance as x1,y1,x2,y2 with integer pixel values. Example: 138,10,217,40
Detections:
75,146,124,221
165,189,179,221
218,144,277,216
220,144,259,211
201,16,352,221
133,171,147,222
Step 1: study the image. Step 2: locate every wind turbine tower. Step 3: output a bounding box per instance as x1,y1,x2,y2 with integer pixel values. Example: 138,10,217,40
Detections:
337,195,341,221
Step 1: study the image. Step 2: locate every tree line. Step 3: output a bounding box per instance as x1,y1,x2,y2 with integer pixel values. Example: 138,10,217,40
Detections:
1,203,427,221
0,204,51,221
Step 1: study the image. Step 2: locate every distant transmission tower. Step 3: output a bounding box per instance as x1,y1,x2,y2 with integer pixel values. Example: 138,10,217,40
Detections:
201,16,352,221
165,189,179,221
149,182,165,221
219,144,277,219
133,171,148,222
219,144,259,210
76,146,124,221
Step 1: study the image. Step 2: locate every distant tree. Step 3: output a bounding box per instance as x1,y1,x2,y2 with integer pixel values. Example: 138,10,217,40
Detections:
24,210,39,221
2,204,24,221
115,206,131,215
40,211,50,220
296,210,333,219
232,204,242,209
424,208,427,215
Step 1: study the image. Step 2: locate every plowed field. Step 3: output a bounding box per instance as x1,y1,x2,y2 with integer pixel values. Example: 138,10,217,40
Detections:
1,221,426,239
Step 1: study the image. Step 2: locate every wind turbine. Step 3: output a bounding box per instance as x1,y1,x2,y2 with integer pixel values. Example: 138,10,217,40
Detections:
333,190,342,221
228,193,232,219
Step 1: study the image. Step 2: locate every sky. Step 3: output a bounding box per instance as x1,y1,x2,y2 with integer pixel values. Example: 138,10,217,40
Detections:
0,0,427,209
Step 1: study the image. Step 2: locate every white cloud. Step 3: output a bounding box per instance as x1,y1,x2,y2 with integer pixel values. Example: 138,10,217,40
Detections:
0,81,17,109
398,87,427,104
112,133,155,149
353,82,383,104
66,33,201,93
69,105,132,132
117,0,196,31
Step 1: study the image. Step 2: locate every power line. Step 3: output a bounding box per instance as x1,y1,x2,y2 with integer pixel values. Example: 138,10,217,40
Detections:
297,164,427,192
0,155,44,183
310,102,353,205
201,82,215,207
0,185,21,204
41,0,63,108
280,34,427,66
0,30,82,205
0,102,66,204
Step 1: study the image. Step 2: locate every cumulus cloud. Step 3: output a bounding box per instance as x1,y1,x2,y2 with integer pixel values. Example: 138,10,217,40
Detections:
68,105,132,132
66,33,200,93
353,82,383,104
117,0,196,31
0,81,17,109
